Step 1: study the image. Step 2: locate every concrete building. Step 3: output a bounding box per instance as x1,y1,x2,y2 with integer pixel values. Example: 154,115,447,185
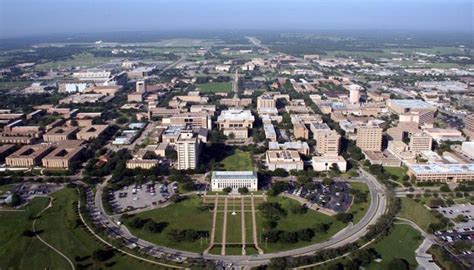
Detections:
387,99,436,114
176,132,200,170
6,144,54,167
408,163,474,183
266,150,304,171
465,114,474,132
163,113,212,130
461,142,474,159
257,94,276,110
293,121,309,140
217,109,255,139
356,124,383,152
268,141,310,156
315,129,341,156
43,127,78,142
409,132,433,153
211,171,258,191
345,84,362,104
220,98,252,108
76,125,109,140
399,110,435,126
136,80,146,93
424,128,466,143
42,142,84,169
263,123,277,141
312,155,347,172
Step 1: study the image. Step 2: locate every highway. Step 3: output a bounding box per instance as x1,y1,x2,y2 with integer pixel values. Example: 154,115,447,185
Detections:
91,168,388,268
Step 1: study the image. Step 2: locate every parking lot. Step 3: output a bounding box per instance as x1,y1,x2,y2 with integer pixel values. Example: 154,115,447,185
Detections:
6,182,63,204
109,182,176,213
286,180,352,213
437,204,473,230
435,228,474,265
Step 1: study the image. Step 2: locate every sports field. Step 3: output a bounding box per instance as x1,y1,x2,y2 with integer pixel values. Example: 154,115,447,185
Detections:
196,82,232,93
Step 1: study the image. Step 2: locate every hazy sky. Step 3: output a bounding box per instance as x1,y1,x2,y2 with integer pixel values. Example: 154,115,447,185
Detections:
0,0,472,38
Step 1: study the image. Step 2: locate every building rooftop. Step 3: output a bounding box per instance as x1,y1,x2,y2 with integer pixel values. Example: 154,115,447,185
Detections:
410,163,474,174
212,171,257,180
217,109,255,122
389,99,434,109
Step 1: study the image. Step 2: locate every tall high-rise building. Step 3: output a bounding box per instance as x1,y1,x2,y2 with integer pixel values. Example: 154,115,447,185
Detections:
315,130,341,156
465,114,474,132
356,124,383,152
136,80,146,93
176,132,199,170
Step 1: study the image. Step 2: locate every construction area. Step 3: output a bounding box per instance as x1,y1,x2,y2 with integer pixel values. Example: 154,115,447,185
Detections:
203,194,266,256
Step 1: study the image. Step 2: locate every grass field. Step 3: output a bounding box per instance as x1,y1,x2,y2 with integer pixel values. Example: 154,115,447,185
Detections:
347,182,370,224
398,197,441,231
220,150,254,171
196,82,232,93
127,196,213,253
35,53,114,70
259,196,346,253
1,187,157,269
384,166,408,183
367,224,422,270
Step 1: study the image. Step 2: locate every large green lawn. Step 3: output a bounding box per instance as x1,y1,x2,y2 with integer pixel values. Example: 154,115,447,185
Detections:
347,182,370,224
367,224,422,270
128,195,348,254
259,196,346,253
196,82,232,93
220,150,254,171
398,197,441,231
384,166,408,183
126,196,213,253
0,187,163,270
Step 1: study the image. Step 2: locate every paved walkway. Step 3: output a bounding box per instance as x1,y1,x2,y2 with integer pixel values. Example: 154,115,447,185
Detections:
241,196,246,255
32,196,75,270
204,195,219,255
221,197,228,255
395,217,440,270
251,195,264,254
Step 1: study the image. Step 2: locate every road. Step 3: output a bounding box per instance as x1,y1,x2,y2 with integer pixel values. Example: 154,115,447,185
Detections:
91,168,388,268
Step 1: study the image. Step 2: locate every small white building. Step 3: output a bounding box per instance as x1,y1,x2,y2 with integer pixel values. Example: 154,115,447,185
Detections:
211,171,258,191
312,156,347,172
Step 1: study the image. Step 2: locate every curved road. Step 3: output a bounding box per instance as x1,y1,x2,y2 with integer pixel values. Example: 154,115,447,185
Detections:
92,167,387,268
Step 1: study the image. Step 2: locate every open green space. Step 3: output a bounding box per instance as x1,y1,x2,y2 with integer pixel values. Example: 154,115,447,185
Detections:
347,182,370,224
196,82,232,93
384,166,408,183
35,53,115,70
125,196,213,253
398,197,441,231
1,187,157,269
220,150,254,171
366,224,422,270
258,196,346,253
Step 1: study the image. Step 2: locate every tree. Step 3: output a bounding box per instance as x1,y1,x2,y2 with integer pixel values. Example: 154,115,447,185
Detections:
223,187,232,193
335,213,353,223
322,177,333,186
258,202,287,222
92,249,115,262
387,258,409,270
238,187,249,194
228,133,236,140
440,185,451,192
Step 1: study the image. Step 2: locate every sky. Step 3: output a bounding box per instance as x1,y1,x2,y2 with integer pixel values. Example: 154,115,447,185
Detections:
0,0,472,38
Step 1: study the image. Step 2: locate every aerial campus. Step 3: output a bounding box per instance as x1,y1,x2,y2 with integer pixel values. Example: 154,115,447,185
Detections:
0,1,473,270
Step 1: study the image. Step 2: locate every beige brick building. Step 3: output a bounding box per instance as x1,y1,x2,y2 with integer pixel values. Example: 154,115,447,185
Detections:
6,144,54,167
315,130,341,156
76,125,109,140
266,150,304,171
356,124,383,152
217,109,255,139
42,143,84,169
43,127,79,142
